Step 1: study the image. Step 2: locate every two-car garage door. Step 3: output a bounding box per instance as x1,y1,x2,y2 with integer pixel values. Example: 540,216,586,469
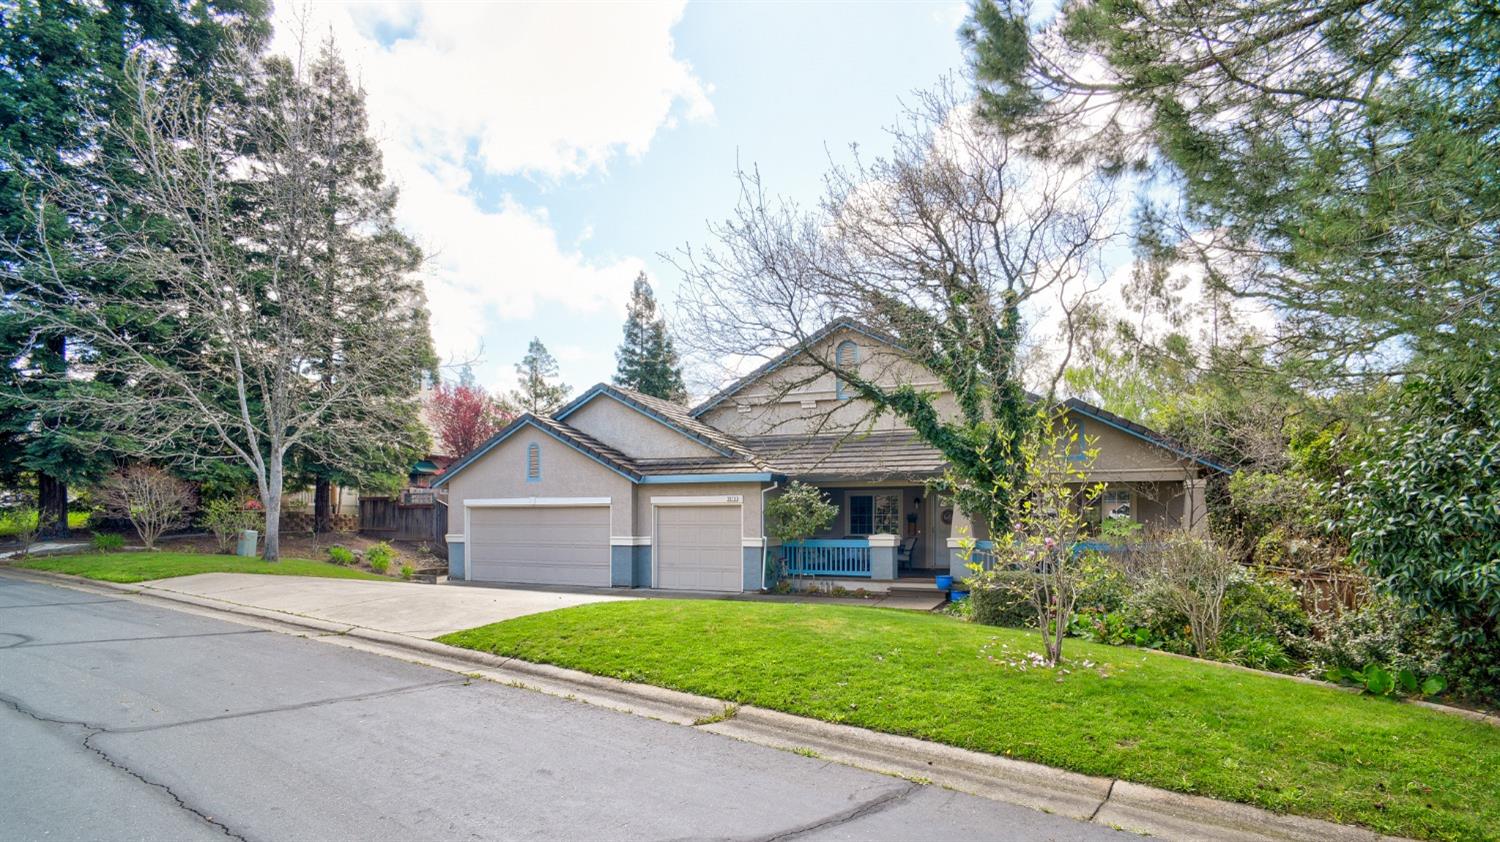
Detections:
464,498,745,592
467,504,610,587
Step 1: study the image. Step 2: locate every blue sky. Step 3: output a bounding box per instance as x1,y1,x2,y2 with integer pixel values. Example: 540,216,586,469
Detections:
275,1,972,399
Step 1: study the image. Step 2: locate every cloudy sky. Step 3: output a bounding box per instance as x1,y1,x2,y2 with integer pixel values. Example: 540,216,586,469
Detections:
270,1,973,398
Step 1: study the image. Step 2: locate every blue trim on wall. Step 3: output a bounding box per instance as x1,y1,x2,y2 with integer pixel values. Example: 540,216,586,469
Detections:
555,384,735,458
639,473,774,484
432,416,639,487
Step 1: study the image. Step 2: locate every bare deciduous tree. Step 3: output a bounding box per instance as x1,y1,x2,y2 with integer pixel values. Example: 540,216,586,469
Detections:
97,466,196,551
1151,533,1237,658
1,40,433,560
671,80,1118,538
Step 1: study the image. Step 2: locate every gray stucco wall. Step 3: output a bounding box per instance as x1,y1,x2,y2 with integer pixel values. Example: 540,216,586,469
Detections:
443,427,635,538
566,397,721,460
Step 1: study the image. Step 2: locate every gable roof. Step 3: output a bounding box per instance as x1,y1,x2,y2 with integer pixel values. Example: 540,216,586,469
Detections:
689,319,904,418
431,413,642,487
557,382,768,468
688,317,1231,474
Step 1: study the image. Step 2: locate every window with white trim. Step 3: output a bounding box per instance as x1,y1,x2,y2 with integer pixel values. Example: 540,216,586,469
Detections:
526,443,541,482
849,492,900,535
1100,488,1133,521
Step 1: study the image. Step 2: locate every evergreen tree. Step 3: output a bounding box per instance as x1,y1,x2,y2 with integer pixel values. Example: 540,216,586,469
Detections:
613,272,686,402
0,0,270,536
280,38,436,532
963,0,1499,376
504,338,570,415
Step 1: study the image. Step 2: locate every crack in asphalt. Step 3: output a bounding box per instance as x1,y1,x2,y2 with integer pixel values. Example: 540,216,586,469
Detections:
4,629,268,650
0,677,467,841
112,678,467,734
748,781,920,842
0,692,244,840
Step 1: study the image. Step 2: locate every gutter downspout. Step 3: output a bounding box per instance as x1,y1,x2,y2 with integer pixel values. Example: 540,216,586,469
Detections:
759,481,779,591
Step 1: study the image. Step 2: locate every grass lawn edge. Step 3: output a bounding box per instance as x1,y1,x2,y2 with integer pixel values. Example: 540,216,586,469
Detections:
437,599,1500,842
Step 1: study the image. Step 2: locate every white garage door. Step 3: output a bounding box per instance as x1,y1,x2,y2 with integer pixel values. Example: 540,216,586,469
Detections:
468,504,610,587
655,505,743,592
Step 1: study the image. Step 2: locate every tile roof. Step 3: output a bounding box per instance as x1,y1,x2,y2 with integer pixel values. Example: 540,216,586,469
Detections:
741,431,947,481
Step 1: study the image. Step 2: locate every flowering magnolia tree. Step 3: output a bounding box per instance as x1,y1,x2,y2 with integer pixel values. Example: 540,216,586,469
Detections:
429,382,510,458
964,408,1102,666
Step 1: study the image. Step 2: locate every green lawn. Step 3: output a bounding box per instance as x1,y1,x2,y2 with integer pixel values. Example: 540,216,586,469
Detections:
439,600,1500,842
0,511,89,538
14,551,388,583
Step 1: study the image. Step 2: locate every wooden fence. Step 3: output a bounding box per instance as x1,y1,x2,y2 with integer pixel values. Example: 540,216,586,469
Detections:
359,494,448,558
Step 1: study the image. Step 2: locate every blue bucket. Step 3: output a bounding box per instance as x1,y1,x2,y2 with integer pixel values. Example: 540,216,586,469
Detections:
949,589,969,601
935,575,954,590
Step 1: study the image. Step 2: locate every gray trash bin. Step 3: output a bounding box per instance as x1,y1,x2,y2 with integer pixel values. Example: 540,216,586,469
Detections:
236,529,259,557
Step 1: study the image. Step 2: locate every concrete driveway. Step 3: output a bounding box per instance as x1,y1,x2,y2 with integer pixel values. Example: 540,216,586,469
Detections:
133,573,626,638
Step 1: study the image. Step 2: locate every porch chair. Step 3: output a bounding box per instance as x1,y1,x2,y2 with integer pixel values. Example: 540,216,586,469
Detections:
896,536,917,567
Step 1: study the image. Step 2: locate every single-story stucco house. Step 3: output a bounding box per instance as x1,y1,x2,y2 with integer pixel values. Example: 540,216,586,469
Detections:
434,320,1229,593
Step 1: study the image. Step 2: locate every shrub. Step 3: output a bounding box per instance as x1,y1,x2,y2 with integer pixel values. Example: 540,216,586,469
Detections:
0,506,40,556
400,564,414,580
91,533,126,553
1342,354,1500,697
967,570,1040,628
1147,534,1238,658
199,498,262,554
1303,594,1449,680
96,467,196,550
366,542,393,574
327,546,355,566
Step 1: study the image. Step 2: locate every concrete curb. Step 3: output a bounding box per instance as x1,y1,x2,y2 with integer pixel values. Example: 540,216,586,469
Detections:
2,568,1415,842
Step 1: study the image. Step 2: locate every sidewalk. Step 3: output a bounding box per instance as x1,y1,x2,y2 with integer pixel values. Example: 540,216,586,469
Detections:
127,572,626,638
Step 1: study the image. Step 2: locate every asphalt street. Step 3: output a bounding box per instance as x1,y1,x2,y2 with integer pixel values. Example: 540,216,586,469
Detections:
0,575,1126,841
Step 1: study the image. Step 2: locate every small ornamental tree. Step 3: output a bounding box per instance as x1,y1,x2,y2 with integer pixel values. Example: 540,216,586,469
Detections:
765,481,838,589
429,381,509,458
1344,354,1500,695
97,466,196,550
967,409,1102,666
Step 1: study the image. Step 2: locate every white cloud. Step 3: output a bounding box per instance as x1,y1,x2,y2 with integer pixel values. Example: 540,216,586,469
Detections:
269,1,712,363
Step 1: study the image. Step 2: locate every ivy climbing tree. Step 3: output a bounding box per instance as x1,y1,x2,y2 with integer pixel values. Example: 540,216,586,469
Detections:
673,82,1116,537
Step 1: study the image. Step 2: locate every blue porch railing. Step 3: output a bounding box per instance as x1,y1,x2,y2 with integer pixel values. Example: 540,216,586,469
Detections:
780,539,872,577
962,539,1132,573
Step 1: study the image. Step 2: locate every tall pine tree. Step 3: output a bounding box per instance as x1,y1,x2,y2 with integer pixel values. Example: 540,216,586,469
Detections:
504,338,570,415
0,0,270,536
612,272,686,402
282,38,436,532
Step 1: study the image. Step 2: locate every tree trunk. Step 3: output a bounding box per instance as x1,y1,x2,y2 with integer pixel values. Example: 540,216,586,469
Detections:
314,478,332,534
36,473,70,539
263,452,283,561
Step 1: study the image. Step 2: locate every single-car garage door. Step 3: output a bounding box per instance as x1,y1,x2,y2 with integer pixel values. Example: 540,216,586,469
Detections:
467,504,610,586
655,504,743,592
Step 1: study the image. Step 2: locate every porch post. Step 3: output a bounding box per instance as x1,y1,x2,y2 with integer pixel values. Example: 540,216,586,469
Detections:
867,534,898,580
944,507,982,578
1184,477,1208,533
